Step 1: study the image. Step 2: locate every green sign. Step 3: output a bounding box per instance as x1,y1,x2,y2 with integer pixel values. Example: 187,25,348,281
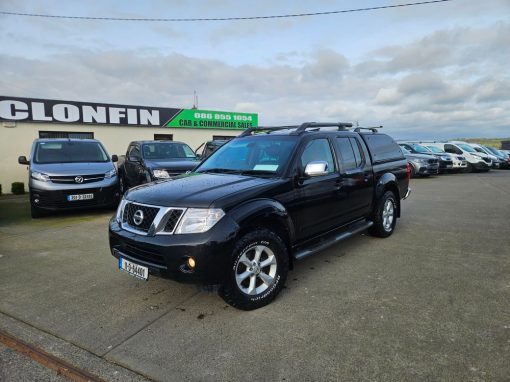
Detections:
166,109,258,130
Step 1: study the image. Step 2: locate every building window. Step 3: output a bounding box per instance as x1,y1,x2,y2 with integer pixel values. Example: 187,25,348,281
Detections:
39,131,94,139
154,134,173,141
212,135,235,141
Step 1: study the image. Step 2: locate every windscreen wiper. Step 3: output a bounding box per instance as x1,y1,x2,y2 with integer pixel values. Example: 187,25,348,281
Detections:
201,168,242,174
240,170,276,176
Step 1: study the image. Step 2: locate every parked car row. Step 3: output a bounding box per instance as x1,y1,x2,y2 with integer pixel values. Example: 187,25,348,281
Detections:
397,140,510,177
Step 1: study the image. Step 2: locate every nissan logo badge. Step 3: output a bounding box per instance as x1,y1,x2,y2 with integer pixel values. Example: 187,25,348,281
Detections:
133,210,144,226
75,176,84,184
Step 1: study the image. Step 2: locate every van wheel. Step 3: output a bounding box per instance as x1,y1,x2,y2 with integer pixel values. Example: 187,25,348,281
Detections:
369,191,397,238
30,205,45,219
220,229,289,310
464,163,473,173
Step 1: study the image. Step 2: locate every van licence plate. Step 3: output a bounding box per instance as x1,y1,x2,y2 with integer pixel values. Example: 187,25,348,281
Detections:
119,257,149,280
67,193,94,201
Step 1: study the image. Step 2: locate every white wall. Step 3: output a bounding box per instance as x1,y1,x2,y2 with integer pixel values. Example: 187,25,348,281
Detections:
0,122,238,193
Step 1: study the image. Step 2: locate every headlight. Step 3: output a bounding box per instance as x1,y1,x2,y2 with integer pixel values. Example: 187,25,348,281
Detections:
115,198,127,223
105,168,117,178
174,208,225,234
30,171,50,182
152,169,170,179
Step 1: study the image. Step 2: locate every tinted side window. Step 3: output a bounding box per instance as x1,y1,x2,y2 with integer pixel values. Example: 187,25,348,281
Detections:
128,145,140,159
300,139,336,174
350,138,363,166
336,138,357,171
444,144,461,155
362,134,403,163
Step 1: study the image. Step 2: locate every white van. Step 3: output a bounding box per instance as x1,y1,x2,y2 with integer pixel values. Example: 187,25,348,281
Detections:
425,142,490,172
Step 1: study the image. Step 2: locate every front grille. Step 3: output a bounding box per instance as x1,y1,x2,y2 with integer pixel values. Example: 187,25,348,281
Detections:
164,209,184,232
482,158,491,163
123,203,159,232
124,244,166,268
50,174,105,184
428,159,438,164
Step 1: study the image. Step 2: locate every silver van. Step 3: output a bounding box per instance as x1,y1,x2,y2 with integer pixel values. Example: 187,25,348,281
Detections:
18,139,120,218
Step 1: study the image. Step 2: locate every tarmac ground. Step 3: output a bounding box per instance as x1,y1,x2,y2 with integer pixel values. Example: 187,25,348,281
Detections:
0,170,509,381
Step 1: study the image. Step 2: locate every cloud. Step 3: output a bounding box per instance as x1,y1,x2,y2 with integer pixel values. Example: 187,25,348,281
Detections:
0,20,509,139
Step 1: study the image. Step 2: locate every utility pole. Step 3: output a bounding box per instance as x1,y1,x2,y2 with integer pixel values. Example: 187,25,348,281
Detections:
192,90,198,109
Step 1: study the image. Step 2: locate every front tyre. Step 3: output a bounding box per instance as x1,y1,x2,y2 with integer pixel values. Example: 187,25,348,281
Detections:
220,229,289,310
30,204,46,219
369,191,397,238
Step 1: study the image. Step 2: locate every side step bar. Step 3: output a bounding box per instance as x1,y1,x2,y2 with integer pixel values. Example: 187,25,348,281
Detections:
294,220,374,260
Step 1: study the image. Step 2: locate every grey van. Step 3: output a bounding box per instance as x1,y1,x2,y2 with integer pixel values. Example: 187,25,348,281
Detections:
18,139,120,218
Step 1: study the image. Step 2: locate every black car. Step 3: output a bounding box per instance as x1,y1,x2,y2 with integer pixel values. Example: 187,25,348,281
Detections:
109,123,411,310
116,140,199,193
195,139,229,160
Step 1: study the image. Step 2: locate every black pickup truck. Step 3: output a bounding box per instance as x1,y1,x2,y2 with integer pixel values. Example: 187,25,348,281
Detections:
116,140,199,193
109,123,411,310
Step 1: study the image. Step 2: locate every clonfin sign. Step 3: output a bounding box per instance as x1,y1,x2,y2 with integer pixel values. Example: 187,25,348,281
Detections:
0,96,258,130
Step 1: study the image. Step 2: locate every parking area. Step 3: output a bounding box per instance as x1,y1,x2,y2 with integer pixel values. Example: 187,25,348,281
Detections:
0,171,509,381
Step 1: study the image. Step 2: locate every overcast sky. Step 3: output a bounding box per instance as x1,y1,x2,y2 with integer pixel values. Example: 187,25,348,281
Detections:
1,0,509,139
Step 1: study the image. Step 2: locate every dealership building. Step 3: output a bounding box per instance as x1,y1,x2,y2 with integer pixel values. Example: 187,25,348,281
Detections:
0,96,258,193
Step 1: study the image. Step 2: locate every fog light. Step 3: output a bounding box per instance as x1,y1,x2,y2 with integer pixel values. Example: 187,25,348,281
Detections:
187,257,196,269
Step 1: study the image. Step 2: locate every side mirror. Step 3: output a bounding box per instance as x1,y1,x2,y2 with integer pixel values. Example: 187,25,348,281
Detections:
111,154,118,162
18,156,29,165
304,161,328,177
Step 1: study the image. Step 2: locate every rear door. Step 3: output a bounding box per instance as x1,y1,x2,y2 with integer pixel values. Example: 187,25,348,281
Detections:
334,136,374,223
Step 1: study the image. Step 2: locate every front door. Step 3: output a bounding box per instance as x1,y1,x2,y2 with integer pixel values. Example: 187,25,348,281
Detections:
290,138,343,241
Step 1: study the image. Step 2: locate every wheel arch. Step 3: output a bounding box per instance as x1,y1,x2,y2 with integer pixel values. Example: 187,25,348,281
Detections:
228,199,295,269
375,174,401,218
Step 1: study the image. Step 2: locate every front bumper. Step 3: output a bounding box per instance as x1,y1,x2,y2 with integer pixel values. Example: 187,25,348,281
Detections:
472,161,490,171
109,216,239,284
30,184,119,210
417,163,439,175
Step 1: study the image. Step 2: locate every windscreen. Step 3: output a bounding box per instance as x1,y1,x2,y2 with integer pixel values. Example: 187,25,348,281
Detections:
142,142,196,160
195,136,298,175
485,146,500,156
457,144,476,153
410,143,431,153
34,141,109,163
426,146,444,153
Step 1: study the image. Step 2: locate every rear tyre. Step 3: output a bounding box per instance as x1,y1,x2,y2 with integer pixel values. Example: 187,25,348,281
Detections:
220,229,289,310
369,191,397,238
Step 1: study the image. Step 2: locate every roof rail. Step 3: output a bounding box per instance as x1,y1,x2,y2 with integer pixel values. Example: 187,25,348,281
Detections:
237,126,297,137
354,126,383,133
238,122,353,137
293,122,353,135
